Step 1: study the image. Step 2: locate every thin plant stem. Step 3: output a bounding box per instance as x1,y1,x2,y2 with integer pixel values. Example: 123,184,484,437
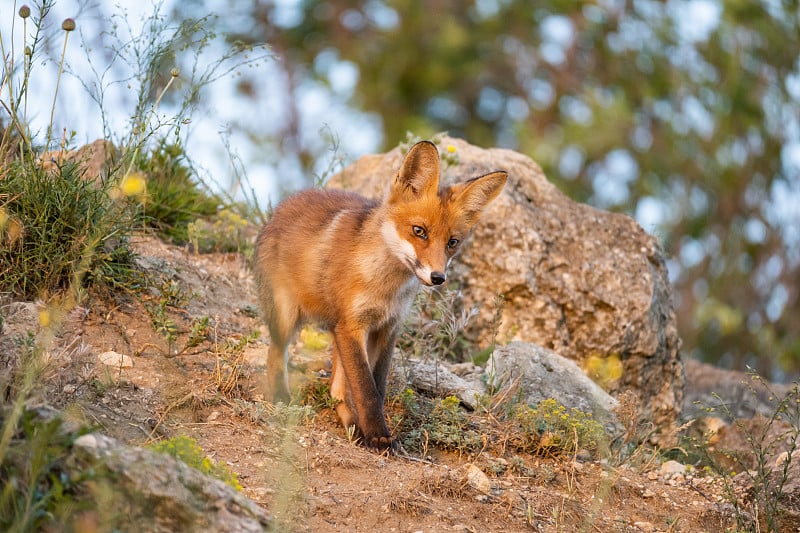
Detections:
22,15,28,128
122,72,178,178
46,25,72,152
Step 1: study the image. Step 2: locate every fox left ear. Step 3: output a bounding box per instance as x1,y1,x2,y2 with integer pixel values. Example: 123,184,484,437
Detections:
449,171,508,225
390,141,441,202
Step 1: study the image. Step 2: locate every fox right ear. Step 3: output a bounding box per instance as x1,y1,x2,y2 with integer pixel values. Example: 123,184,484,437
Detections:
390,141,441,202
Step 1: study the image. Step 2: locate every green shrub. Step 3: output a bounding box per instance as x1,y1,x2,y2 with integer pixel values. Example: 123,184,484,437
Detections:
0,159,137,299
134,141,221,244
0,410,96,532
509,398,606,455
147,435,242,491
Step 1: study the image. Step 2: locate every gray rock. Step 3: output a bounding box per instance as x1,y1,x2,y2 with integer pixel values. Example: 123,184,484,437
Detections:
486,341,617,424
397,358,487,409
682,358,794,421
72,432,272,532
329,137,683,436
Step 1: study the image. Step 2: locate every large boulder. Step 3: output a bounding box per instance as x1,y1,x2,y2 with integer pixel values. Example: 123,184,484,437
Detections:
329,137,683,434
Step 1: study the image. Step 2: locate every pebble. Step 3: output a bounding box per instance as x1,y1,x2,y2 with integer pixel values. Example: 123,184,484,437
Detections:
465,464,491,494
98,350,133,368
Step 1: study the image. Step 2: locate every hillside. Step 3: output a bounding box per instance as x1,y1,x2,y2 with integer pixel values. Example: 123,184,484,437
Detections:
2,233,752,532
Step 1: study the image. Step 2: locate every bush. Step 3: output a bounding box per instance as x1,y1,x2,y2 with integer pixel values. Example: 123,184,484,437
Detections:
148,435,241,491
134,141,221,244
0,159,137,299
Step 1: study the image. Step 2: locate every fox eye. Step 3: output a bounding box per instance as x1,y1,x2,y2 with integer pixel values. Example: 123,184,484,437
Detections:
412,226,427,239
447,238,459,249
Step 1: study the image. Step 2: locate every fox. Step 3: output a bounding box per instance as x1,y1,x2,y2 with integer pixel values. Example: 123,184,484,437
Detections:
254,140,507,449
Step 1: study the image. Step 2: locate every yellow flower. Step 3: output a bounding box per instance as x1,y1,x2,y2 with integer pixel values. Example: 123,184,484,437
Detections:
39,309,51,327
446,145,456,153
120,172,147,197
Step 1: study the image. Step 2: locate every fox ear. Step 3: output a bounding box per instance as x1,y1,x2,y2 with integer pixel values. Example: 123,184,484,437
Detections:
390,141,441,202
449,171,507,226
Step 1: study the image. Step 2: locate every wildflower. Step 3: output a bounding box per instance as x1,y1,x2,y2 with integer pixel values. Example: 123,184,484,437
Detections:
19,5,31,18
61,18,75,31
446,145,456,153
119,172,147,197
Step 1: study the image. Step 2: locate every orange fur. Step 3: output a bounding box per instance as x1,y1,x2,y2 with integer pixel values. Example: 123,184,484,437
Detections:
254,141,506,448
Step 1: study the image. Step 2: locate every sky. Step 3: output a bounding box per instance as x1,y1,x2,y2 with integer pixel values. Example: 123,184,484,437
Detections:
0,0,383,204
5,0,796,246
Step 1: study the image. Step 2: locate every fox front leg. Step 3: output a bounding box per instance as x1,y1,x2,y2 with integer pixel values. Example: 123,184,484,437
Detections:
367,323,400,406
332,324,394,449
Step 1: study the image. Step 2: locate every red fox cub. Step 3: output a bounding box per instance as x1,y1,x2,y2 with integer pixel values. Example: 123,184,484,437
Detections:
254,141,506,448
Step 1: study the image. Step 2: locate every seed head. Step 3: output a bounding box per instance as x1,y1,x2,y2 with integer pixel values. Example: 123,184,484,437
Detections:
19,5,31,18
170,68,180,78
61,18,75,32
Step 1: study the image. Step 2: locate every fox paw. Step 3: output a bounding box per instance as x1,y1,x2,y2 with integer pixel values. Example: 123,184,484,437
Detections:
364,434,396,451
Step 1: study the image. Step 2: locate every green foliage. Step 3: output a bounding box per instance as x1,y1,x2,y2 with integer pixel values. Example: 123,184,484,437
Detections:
148,435,242,491
390,386,607,457
187,209,252,254
509,398,606,455
0,410,96,532
391,389,484,454
134,141,221,244
0,159,137,299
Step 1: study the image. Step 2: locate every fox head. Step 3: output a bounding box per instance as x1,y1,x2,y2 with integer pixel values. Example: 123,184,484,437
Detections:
381,141,507,286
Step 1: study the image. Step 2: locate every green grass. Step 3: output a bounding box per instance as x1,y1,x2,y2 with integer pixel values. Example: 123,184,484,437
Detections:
0,158,137,299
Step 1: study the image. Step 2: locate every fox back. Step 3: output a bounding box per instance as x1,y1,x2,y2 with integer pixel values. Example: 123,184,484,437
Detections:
254,141,506,448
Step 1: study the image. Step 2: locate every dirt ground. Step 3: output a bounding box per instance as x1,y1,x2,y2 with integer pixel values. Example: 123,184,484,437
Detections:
23,234,743,532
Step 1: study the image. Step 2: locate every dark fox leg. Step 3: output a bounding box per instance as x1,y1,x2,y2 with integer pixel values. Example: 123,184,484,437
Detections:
333,323,392,449
368,323,399,406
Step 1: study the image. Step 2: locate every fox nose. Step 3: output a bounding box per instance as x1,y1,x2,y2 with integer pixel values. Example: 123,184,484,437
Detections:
430,271,446,285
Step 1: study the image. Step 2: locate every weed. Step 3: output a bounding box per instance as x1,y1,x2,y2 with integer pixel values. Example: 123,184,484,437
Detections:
507,398,606,456
0,409,96,532
212,330,259,396
690,369,800,532
134,141,221,244
398,287,478,363
147,434,241,490
299,378,340,411
187,209,252,255
391,390,484,455
0,159,138,299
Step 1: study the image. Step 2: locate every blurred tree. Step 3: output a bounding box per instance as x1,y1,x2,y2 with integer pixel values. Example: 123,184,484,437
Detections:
194,0,800,379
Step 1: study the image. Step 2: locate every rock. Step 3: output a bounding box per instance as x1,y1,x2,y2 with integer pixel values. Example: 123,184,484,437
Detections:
72,432,272,532
328,136,683,436
98,350,134,368
486,341,617,424
660,460,686,476
464,464,491,494
682,357,794,420
39,139,118,182
397,358,487,409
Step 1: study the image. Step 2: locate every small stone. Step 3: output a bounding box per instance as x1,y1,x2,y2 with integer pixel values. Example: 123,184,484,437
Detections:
660,460,685,476
98,350,133,368
465,464,491,494
633,521,655,532
642,488,656,498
